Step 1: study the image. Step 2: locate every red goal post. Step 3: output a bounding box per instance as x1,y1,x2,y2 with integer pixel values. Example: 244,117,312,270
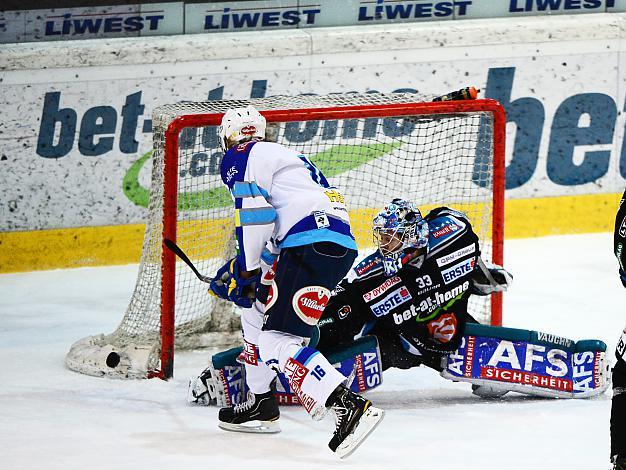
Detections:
66,93,505,380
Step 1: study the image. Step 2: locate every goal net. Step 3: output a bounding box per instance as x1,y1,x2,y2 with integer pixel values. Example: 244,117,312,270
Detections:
65,92,505,379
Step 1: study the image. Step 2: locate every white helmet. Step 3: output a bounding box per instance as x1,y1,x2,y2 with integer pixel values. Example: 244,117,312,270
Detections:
218,105,266,152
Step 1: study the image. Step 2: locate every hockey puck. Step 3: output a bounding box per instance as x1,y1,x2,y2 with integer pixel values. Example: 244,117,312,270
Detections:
106,352,121,368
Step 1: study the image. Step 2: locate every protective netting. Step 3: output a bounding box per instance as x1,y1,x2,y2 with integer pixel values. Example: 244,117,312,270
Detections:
65,92,501,379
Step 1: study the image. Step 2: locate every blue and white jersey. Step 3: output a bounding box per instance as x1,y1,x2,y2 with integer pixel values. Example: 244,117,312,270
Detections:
220,140,357,271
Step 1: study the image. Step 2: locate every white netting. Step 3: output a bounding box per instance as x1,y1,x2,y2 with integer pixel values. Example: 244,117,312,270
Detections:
66,92,501,379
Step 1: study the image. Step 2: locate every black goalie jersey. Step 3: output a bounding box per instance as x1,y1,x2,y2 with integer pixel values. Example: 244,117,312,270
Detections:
317,207,481,369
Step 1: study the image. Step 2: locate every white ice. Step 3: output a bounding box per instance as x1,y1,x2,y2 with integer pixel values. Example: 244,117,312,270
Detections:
1,233,623,470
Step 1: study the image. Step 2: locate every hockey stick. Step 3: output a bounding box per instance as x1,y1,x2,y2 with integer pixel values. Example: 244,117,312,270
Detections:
163,238,213,283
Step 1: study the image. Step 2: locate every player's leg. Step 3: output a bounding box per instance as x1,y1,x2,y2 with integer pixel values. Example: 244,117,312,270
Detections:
259,242,384,458
216,303,281,433
611,356,626,468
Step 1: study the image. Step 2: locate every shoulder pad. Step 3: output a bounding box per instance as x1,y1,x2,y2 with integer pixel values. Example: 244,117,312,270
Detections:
347,252,384,282
426,213,469,254
426,206,470,223
220,141,258,189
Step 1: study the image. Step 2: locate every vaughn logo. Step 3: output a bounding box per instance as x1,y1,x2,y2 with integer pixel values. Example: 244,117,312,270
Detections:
370,287,412,317
292,286,331,325
536,332,574,348
436,244,476,267
441,258,475,284
363,276,401,302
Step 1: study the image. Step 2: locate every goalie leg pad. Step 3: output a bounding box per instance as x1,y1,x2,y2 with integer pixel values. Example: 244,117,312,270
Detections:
187,347,247,407
441,323,611,399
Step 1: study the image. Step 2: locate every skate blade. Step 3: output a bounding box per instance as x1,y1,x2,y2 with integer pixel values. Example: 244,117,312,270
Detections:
336,406,385,459
218,419,281,434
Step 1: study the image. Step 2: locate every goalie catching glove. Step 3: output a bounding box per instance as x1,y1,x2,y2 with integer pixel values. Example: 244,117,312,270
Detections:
209,258,260,309
470,258,513,296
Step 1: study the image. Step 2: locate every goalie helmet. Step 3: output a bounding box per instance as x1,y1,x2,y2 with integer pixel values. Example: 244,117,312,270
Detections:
219,105,267,152
373,198,429,275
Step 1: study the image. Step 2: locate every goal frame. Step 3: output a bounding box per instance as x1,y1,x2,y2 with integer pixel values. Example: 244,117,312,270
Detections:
155,99,506,379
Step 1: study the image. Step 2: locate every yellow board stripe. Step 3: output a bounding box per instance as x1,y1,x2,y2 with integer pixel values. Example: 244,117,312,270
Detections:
0,224,146,273
0,192,622,273
505,192,621,238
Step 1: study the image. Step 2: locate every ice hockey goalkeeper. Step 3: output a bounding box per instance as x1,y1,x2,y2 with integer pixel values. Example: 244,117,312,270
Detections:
315,199,509,375
191,199,609,407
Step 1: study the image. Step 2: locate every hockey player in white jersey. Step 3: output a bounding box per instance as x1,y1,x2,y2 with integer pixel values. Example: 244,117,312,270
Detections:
202,105,384,458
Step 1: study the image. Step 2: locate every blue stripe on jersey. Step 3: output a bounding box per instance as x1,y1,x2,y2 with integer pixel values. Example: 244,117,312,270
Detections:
237,207,277,226
427,215,467,252
399,334,422,356
260,248,277,265
279,214,357,249
284,214,353,239
355,320,378,339
294,347,319,367
233,188,247,267
232,181,270,199
280,229,358,250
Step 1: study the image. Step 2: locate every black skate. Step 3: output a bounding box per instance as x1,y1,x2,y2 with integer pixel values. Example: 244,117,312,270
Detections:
326,385,384,459
218,391,280,434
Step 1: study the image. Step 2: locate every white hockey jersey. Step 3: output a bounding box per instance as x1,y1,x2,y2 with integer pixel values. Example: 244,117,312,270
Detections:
219,140,357,271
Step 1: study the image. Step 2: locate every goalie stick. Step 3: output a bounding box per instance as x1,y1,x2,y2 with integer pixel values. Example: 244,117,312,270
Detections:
163,238,213,284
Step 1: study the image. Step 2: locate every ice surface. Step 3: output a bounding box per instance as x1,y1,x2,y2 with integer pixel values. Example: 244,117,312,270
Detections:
0,233,622,469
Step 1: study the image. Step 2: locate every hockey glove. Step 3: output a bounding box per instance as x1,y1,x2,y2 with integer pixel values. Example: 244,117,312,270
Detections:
209,258,259,308
470,258,513,296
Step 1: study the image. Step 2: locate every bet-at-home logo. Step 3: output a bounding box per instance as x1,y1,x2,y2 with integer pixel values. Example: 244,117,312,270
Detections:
34,67,626,209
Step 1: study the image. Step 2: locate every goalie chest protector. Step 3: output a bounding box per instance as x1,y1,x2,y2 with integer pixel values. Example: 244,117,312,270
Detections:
348,208,480,354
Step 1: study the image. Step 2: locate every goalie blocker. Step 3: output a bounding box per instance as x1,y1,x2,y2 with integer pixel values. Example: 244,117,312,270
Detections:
189,324,609,407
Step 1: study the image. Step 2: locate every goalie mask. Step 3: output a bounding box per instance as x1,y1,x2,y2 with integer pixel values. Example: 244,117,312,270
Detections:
373,198,429,276
219,105,267,152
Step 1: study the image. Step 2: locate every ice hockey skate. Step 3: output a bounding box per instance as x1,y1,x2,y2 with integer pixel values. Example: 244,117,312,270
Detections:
326,385,384,459
218,390,280,434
